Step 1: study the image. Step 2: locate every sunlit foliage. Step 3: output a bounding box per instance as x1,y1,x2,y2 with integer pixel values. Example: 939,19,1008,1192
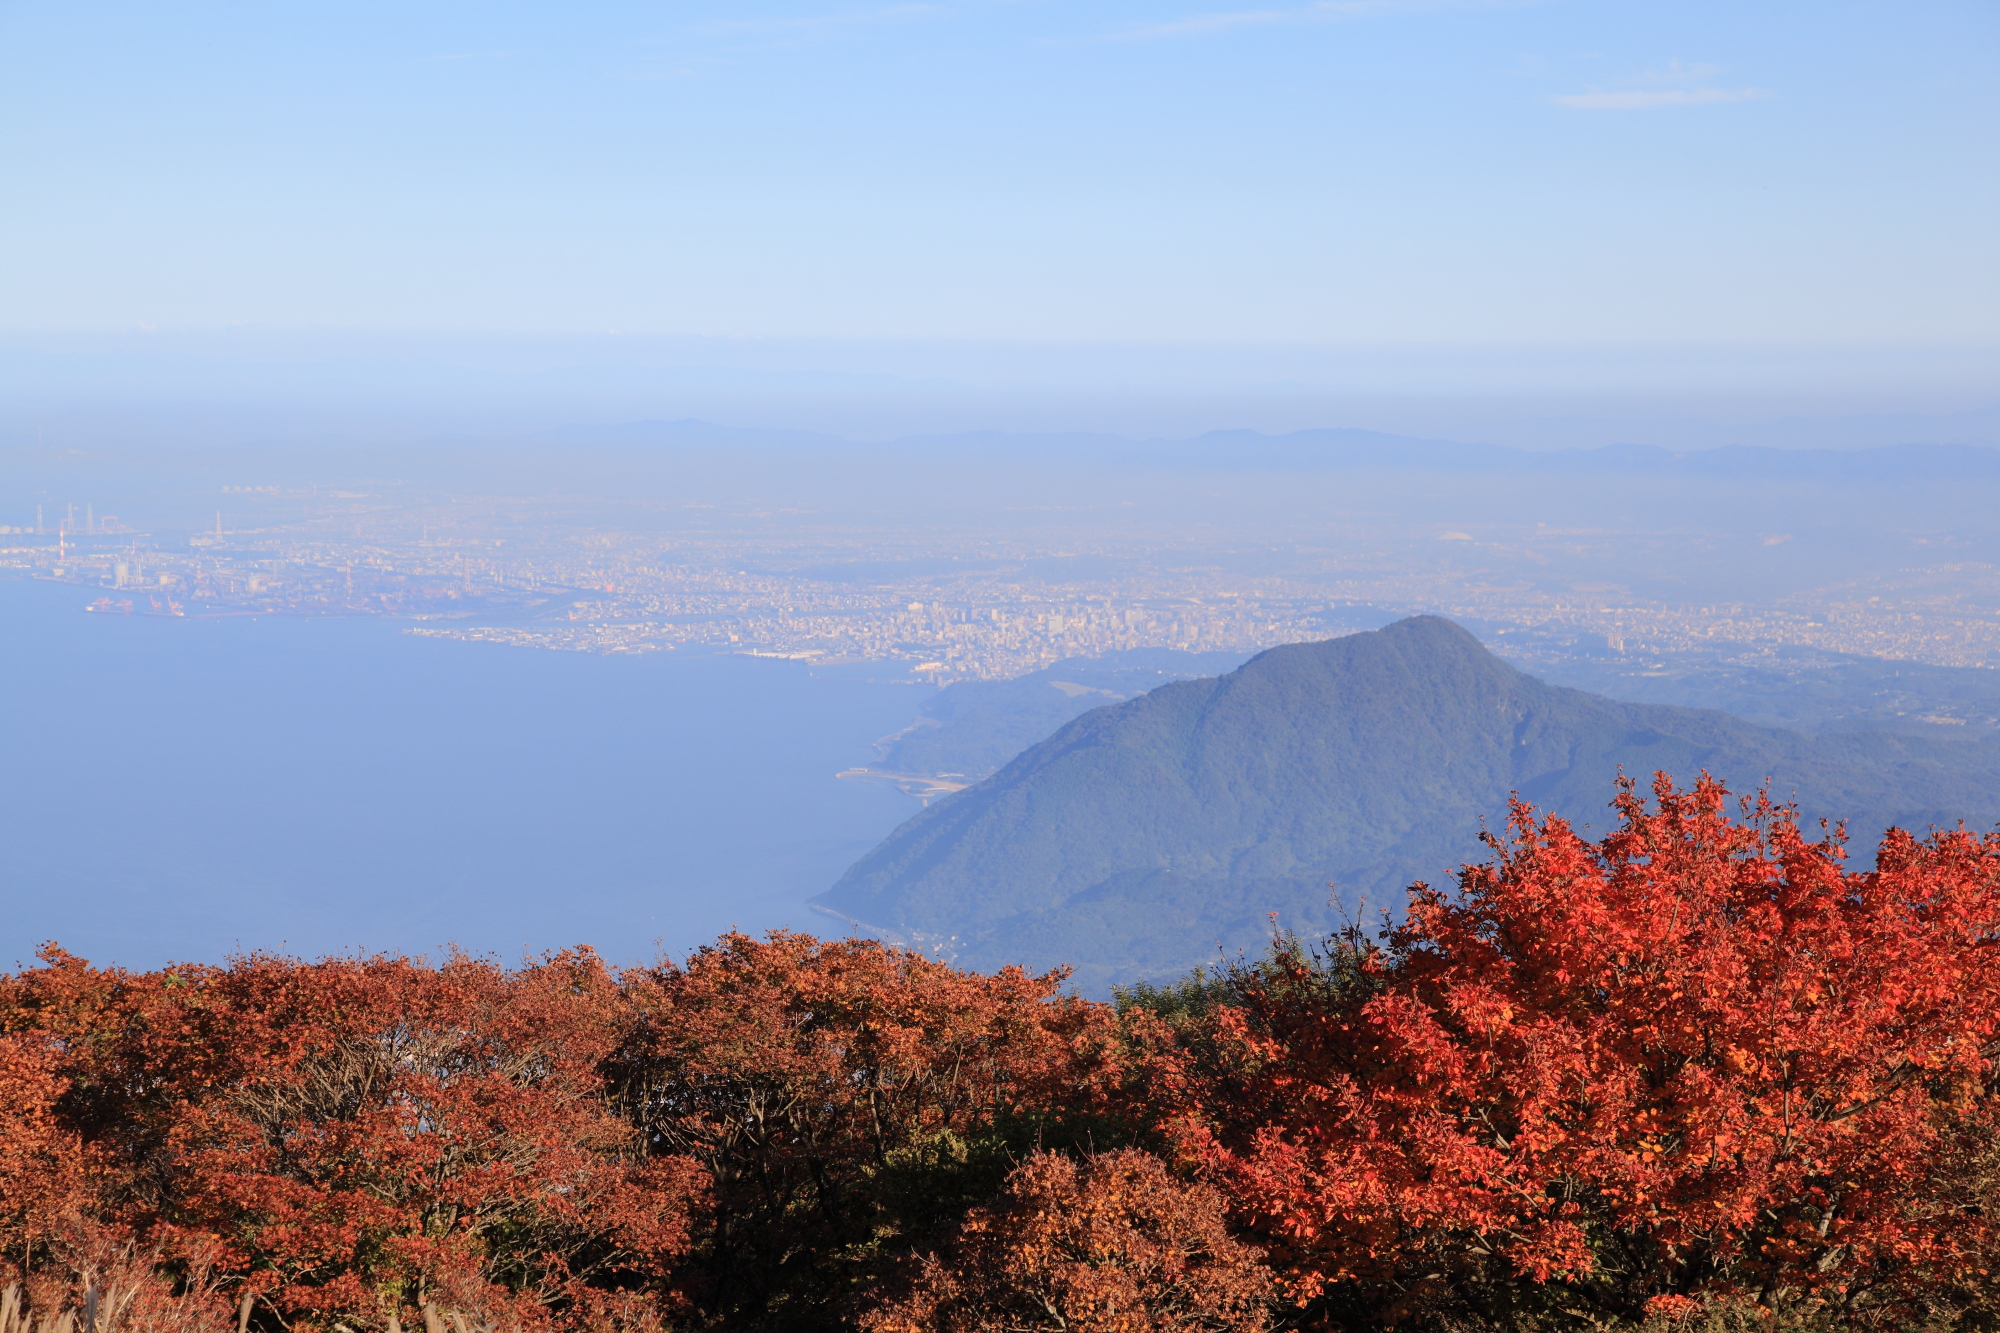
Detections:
6,774,2000,1332
1174,776,2000,1329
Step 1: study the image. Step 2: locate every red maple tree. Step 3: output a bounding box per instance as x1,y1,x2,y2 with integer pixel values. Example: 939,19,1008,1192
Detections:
1182,775,2000,1326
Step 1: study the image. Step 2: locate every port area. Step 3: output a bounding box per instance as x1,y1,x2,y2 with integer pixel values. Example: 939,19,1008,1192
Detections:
835,766,969,805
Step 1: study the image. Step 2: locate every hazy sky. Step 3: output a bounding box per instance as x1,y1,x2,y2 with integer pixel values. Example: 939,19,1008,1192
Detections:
3,0,1994,349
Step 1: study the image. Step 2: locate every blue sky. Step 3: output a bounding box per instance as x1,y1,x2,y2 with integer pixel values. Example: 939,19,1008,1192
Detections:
3,0,1993,348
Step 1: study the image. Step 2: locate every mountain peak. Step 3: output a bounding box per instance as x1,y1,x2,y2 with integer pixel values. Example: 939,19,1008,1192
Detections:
1233,615,1508,682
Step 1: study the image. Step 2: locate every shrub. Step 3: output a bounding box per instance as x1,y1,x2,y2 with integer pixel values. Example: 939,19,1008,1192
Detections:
862,1148,1273,1333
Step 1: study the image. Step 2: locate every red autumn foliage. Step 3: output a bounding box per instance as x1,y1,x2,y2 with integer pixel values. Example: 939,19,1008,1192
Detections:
1180,775,2000,1327
609,930,1124,1325
0,1031,87,1249
0,930,1124,1332
7,773,2000,1333
861,1148,1274,1333
0,946,699,1330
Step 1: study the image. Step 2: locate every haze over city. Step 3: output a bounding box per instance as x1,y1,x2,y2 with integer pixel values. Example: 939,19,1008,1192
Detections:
3,0,1997,966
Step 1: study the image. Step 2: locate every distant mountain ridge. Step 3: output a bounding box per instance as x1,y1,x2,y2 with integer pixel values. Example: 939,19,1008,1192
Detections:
552,419,2000,480
816,618,2000,992
1129,430,2000,480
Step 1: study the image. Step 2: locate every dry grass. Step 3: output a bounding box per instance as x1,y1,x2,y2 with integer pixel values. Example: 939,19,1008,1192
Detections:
0,1280,205,1333
2,1230,233,1333
0,1283,527,1333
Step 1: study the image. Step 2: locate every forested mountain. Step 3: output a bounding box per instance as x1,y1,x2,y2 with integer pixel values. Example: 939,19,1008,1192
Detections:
818,616,2000,990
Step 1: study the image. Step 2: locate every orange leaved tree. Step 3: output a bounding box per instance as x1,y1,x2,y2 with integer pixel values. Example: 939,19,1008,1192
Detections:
609,930,1128,1327
862,1148,1274,1333
1183,775,2000,1328
0,1029,87,1258
0,947,702,1331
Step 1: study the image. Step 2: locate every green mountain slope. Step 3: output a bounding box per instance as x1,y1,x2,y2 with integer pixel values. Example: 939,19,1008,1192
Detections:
816,617,2000,992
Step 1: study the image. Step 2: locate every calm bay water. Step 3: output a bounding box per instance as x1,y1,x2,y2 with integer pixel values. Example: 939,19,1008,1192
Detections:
0,576,924,972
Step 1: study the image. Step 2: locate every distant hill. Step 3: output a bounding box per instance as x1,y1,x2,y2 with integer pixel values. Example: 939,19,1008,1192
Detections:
1511,640,2000,740
816,618,2000,992
868,649,1253,786
1120,429,2000,480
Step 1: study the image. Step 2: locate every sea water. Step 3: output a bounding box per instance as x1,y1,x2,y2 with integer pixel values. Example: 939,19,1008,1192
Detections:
0,576,923,971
